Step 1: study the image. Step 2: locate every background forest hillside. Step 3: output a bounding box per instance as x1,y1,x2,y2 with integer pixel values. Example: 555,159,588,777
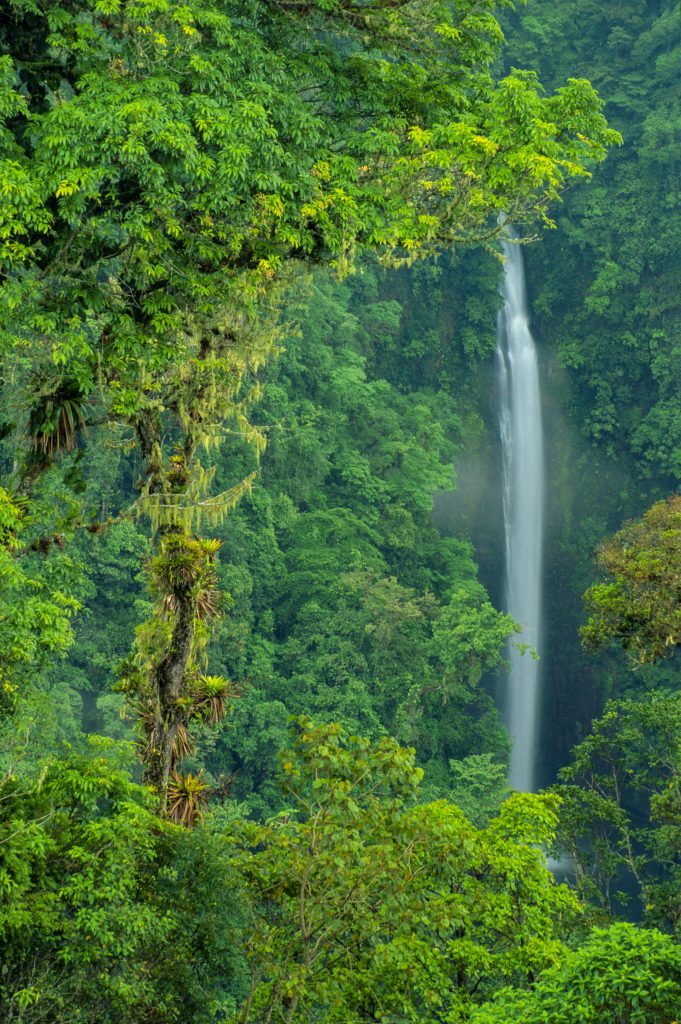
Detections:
501,0,681,775
1,1,680,1022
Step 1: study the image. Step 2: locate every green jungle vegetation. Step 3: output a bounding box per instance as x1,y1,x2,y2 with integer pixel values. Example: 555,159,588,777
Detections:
0,0,679,1021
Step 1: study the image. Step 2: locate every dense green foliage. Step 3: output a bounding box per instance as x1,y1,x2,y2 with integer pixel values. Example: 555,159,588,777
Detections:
507,0,681,484
0,0,618,814
0,0,617,490
555,693,681,935
2,0,679,1021
233,719,577,1024
200,268,517,813
29,261,518,816
471,923,681,1024
0,738,246,1022
0,487,78,714
582,496,681,664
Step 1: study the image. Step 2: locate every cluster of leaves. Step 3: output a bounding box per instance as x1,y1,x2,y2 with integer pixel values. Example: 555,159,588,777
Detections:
0,0,618,470
1,706,677,1024
0,486,79,720
554,692,681,937
0,738,246,1023
472,922,681,1024
232,718,579,1024
581,495,681,664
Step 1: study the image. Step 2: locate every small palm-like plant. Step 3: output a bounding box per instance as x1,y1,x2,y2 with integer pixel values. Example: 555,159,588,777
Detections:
191,674,232,725
167,769,208,828
128,698,195,764
173,721,194,762
127,698,157,761
28,372,88,457
151,534,221,620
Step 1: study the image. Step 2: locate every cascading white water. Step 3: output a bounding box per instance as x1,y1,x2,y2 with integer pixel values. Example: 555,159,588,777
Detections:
496,236,544,793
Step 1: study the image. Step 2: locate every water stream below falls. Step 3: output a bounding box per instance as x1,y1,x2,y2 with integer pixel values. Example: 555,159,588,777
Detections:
496,237,545,793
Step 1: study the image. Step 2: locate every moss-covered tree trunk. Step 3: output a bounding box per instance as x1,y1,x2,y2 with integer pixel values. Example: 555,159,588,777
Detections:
142,569,196,814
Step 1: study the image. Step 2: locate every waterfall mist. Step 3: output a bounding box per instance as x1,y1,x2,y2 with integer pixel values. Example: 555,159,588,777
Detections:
496,237,545,793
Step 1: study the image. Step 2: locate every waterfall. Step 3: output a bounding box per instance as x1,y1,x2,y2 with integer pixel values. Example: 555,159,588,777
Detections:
496,235,545,793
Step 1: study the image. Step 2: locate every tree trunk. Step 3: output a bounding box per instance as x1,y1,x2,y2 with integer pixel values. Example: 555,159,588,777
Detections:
142,579,195,814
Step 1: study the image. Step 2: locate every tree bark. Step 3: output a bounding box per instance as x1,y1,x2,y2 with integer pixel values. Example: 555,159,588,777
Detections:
142,578,196,814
